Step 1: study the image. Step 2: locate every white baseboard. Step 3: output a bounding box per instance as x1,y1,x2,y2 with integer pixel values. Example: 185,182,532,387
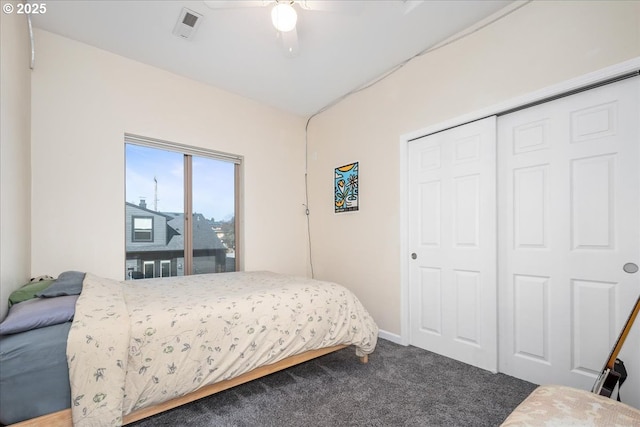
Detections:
378,329,405,345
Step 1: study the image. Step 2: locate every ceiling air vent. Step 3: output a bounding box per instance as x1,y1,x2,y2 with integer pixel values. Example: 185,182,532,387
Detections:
173,8,203,40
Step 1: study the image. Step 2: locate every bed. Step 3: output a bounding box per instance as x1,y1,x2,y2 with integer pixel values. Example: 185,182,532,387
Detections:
0,271,378,426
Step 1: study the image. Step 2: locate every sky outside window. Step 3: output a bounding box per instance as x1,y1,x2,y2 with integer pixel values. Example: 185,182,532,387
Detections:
125,144,235,222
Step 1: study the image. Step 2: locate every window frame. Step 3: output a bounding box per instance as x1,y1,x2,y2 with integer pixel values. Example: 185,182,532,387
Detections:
132,215,154,242
160,260,171,277
124,134,243,279
143,260,155,279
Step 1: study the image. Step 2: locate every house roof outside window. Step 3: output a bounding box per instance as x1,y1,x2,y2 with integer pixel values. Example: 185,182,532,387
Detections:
125,202,226,253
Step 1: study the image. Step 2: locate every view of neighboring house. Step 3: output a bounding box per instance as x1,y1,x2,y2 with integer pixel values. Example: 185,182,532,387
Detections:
125,200,232,279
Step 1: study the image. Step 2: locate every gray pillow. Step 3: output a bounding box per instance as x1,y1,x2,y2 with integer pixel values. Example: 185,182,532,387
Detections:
0,295,78,335
36,271,85,297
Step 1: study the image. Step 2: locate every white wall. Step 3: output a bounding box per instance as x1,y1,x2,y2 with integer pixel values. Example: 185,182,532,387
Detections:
30,30,309,280
1,11,32,320
306,1,640,335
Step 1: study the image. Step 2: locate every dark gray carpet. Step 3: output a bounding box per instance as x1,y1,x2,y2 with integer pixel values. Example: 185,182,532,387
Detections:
129,339,537,426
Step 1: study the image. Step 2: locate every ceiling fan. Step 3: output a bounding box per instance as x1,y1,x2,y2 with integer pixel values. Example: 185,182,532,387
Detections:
203,1,362,57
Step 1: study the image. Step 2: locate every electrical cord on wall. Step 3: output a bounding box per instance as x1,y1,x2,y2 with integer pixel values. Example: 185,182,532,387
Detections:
28,13,35,70
303,116,315,278
302,1,531,277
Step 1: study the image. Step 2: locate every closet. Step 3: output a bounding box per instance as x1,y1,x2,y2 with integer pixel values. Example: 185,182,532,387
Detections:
407,75,639,407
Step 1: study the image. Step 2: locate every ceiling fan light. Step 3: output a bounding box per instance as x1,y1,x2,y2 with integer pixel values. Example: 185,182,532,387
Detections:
271,3,297,32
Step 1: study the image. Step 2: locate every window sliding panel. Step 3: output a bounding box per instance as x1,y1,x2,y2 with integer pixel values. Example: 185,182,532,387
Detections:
125,144,185,279
191,155,236,274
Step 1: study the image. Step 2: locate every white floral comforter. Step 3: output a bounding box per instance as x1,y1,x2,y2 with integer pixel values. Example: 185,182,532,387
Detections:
67,272,378,426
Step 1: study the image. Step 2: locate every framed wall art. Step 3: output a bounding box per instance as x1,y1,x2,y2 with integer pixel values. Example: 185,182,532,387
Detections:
334,162,359,213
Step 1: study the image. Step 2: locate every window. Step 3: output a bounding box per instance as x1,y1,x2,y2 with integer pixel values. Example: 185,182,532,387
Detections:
125,135,241,280
143,261,155,279
132,216,154,242
160,260,171,277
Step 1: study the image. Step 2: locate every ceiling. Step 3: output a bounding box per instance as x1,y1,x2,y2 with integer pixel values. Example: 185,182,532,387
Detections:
31,0,514,116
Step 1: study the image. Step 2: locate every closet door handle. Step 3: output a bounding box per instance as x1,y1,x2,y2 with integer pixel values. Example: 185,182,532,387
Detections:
623,263,638,274
411,253,417,260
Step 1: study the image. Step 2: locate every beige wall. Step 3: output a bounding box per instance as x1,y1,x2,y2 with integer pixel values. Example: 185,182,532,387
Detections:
17,1,640,333
30,30,308,280
1,10,32,320
306,1,640,335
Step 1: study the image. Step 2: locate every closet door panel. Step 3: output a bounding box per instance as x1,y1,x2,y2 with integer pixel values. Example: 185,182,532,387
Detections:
409,117,497,372
498,77,639,407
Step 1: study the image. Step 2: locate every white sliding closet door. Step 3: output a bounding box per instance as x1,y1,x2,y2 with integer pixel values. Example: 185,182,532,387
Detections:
498,77,640,407
408,117,497,372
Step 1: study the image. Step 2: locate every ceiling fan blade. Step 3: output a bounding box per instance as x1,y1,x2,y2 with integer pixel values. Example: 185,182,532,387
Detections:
297,0,364,15
203,0,271,9
277,27,299,58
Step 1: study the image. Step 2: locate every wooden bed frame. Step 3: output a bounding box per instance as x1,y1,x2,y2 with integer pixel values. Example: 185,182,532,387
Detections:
10,344,368,427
